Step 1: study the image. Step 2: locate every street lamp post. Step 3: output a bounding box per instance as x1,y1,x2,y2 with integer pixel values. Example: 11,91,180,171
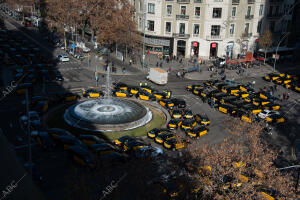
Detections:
273,32,290,72
142,2,146,69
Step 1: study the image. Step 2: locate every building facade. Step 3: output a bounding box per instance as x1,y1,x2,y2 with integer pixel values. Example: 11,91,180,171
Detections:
134,0,267,59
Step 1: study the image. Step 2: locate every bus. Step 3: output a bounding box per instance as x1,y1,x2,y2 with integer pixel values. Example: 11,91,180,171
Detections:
255,47,295,64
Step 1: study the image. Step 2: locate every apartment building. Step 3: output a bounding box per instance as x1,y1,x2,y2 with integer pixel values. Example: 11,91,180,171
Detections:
134,0,266,59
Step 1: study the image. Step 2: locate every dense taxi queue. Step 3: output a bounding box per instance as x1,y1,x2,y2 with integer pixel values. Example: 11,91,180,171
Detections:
187,79,285,125
263,73,300,93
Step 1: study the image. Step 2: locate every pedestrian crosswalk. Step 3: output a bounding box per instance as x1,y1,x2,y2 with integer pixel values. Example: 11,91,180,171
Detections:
59,66,82,71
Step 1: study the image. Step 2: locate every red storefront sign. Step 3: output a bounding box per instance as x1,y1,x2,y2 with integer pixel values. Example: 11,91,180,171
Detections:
193,42,198,47
211,43,217,48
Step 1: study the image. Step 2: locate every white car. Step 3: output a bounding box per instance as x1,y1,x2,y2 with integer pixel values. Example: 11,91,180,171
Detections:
57,54,69,62
258,109,281,119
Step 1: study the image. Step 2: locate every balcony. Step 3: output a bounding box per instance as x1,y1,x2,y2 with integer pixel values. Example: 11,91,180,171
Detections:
245,15,254,20
206,35,223,40
177,0,190,3
232,0,239,4
242,32,252,37
173,33,190,39
194,0,202,2
176,15,189,20
248,0,254,3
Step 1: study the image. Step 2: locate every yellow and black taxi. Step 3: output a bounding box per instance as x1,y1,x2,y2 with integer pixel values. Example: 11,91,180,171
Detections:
159,99,175,109
293,83,300,93
48,128,73,140
78,134,106,145
169,109,182,119
156,181,184,198
218,104,237,115
221,86,240,95
241,104,262,115
255,185,277,200
163,138,185,150
182,109,193,119
171,98,186,108
204,80,219,87
262,103,280,111
192,86,204,95
210,92,228,103
89,143,117,156
259,92,273,100
274,77,292,85
56,135,85,150
114,136,134,147
194,114,210,126
265,114,285,124
127,86,140,95
163,90,172,99
218,96,239,105
222,174,243,191
15,83,32,95
82,89,103,98
263,73,280,82
186,84,202,91
136,91,156,101
140,85,155,93
113,89,133,97
200,88,216,99
155,132,175,144
240,113,252,123
232,91,249,98
167,119,182,130
113,82,128,90
147,128,169,139
181,119,197,130
186,126,208,138
123,139,145,152
56,92,80,102
68,145,96,169
239,84,254,93
283,81,293,89
32,131,55,150
152,91,168,100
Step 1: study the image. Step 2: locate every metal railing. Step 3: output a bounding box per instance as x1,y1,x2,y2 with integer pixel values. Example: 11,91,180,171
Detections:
194,0,202,2
248,0,255,3
173,33,190,38
232,0,240,4
177,0,190,3
245,15,254,20
242,32,252,37
206,35,222,40
176,14,189,20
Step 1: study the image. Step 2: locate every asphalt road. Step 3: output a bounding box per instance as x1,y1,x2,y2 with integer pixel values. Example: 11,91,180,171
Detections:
1,10,300,200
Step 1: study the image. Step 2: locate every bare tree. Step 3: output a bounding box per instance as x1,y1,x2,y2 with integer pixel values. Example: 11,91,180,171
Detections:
258,30,273,64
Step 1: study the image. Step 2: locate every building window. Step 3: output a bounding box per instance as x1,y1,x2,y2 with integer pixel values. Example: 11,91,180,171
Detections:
193,24,199,35
244,23,249,33
148,3,155,14
195,7,200,17
269,6,273,16
213,8,222,18
247,6,251,16
232,7,236,17
166,22,171,33
139,0,142,12
257,21,262,33
166,5,172,16
181,6,186,15
259,4,263,16
211,25,220,36
179,23,185,34
147,20,154,31
229,24,235,35
138,18,142,29
269,21,275,32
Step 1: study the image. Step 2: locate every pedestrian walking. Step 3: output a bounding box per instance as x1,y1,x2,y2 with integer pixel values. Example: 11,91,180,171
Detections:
160,62,162,68
286,93,290,100
156,62,159,67
283,93,286,100
129,59,132,66
168,67,171,72
122,67,126,74
274,85,277,91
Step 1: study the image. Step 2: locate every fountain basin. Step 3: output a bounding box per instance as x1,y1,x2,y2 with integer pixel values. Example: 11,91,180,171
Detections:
64,98,152,132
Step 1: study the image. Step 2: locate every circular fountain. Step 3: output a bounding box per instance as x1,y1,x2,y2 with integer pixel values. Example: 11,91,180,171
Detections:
63,65,152,132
